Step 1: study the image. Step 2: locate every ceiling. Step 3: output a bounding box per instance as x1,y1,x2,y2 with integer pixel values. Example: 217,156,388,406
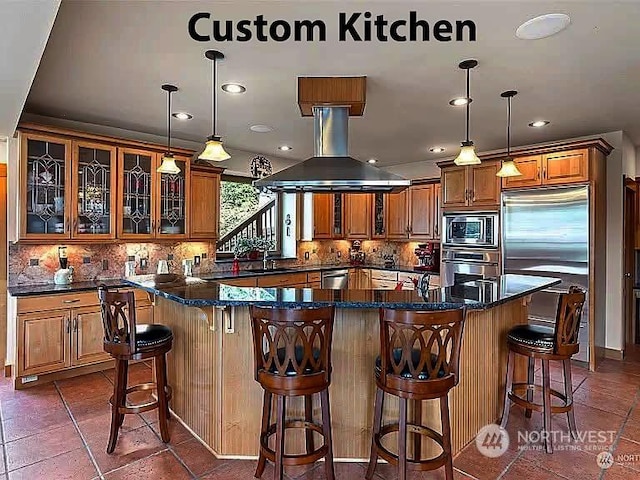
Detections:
0,0,59,137
24,1,640,169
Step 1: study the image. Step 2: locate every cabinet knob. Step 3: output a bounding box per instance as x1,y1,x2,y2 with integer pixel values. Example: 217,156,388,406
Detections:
65,318,70,333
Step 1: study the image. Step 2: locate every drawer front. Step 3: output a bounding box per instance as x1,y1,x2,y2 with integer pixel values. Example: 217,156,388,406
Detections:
18,291,100,313
307,272,321,283
371,279,399,290
257,273,309,287
220,277,257,287
370,270,398,281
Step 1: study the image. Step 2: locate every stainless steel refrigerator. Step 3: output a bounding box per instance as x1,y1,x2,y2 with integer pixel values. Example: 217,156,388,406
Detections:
502,185,589,362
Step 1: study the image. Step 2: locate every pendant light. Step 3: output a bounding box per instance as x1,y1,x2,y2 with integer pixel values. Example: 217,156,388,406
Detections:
198,50,231,162
453,59,481,166
496,90,523,178
157,84,181,174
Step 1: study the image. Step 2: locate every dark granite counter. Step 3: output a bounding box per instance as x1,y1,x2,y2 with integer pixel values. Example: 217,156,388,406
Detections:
125,274,559,310
7,264,436,297
8,278,128,297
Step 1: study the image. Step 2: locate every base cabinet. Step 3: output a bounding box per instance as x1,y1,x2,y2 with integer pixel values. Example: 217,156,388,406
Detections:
16,289,153,383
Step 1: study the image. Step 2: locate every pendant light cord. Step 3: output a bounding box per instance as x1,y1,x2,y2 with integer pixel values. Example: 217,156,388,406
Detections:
507,96,511,156
211,57,217,136
167,89,172,153
465,67,470,143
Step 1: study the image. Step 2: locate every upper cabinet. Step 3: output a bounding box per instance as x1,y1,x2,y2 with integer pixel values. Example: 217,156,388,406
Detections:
345,194,371,239
386,190,409,240
502,149,589,189
408,184,435,239
16,125,220,243
441,161,501,208
313,193,344,240
372,193,386,238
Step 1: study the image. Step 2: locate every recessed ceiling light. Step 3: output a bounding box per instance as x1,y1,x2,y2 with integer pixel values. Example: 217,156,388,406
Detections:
221,83,246,94
449,97,472,106
250,124,273,133
172,112,192,120
367,158,377,164
516,14,571,40
430,147,446,153
278,145,292,151
529,120,550,128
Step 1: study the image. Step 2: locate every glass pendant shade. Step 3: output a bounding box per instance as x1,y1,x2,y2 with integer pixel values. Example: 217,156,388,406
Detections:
454,143,482,166
496,158,522,177
157,153,181,174
198,136,231,162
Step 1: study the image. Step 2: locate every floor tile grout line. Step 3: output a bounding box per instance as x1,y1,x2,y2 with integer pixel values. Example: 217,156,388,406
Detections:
53,381,106,480
0,394,10,478
97,448,172,479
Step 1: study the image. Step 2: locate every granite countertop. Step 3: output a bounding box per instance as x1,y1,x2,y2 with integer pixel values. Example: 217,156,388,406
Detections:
7,263,438,297
8,278,128,297
125,274,560,311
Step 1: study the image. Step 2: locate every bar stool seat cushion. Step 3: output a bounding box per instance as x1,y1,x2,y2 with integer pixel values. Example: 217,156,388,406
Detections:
375,349,446,380
507,324,554,351
135,324,173,349
266,346,322,376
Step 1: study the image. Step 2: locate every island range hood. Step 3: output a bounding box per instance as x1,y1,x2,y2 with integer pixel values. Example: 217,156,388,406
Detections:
254,77,410,193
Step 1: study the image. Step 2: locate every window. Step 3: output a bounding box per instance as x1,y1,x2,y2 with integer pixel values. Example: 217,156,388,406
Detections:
216,176,280,257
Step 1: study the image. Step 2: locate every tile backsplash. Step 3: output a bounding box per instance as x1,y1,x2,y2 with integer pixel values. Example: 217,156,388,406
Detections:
296,240,429,267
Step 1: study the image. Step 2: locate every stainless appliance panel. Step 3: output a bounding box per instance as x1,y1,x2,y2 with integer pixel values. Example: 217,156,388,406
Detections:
502,186,589,362
442,248,500,286
444,213,499,248
321,269,349,289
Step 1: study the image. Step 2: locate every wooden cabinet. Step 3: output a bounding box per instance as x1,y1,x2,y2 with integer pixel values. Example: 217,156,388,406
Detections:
386,190,409,240
72,306,110,366
18,310,69,376
313,193,344,239
433,183,442,240
408,184,435,239
372,193,386,238
257,273,309,288
189,164,222,239
15,289,153,384
441,162,501,208
543,149,588,185
345,194,371,239
502,149,589,190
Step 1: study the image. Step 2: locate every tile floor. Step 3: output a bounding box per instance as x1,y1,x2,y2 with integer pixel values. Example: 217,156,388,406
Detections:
0,358,637,479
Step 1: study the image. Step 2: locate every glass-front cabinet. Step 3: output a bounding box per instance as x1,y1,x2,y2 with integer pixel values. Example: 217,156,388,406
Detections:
72,141,117,239
21,134,72,239
156,157,189,238
118,148,155,239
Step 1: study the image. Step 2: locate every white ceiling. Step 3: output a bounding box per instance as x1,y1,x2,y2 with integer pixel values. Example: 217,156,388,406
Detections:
24,0,640,169
0,0,60,137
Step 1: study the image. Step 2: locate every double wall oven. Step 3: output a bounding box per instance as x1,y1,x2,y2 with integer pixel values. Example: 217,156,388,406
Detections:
442,213,500,287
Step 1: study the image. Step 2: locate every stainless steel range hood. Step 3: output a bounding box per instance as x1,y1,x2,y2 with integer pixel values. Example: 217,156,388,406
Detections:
254,106,410,193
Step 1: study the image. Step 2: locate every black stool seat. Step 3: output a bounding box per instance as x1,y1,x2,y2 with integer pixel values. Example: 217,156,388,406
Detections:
375,349,447,380
506,324,554,351
136,324,173,349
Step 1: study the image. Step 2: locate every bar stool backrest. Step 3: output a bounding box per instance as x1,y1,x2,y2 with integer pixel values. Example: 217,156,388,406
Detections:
250,306,335,383
553,286,586,356
98,286,137,355
379,308,466,392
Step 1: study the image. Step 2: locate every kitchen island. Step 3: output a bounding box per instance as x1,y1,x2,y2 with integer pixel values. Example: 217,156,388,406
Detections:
126,274,559,461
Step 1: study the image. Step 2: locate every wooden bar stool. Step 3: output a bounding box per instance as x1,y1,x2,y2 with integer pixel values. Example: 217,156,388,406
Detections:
98,287,173,453
500,286,586,453
366,308,466,480
250,305,335,480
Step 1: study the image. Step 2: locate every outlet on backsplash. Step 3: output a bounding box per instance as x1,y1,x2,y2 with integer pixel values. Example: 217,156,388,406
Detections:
102,259,109,271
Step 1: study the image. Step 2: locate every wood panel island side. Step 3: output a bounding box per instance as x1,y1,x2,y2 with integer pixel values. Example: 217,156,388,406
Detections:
126,274,559,461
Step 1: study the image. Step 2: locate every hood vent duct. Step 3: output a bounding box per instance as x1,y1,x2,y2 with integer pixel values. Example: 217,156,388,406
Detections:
254,77,410,193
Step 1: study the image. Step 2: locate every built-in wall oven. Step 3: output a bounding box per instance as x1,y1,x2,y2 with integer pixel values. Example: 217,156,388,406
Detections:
443,213,499,248
441,249,500,287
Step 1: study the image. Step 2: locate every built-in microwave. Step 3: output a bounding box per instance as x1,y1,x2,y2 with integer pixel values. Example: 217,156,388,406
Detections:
443,213,499,248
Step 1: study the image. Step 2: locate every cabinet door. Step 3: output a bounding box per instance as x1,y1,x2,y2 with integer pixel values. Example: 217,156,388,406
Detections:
18,310,70,376
441,166,468,207
433,183,442,240
118,148,156,239
136,304,154,325
332,193,345,238
156,156,189,239
345,194,371,239
372,193,386,238
20,133,72,240
313,193,333,239
543,149,588,185
408,184,434,240
190,169,220,239
72,307,110,366
502,155,542,189
386,190,408,240
469,162,501,207
71,141,117,240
